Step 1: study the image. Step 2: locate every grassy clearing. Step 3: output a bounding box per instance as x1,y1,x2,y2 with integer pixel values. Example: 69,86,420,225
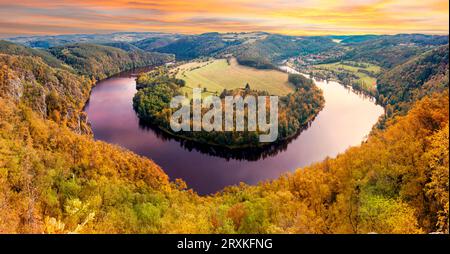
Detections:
314,61,381,91
173,58,294,98
317,62,381,73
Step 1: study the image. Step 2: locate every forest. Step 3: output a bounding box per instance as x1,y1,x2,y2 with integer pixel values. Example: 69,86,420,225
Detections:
133,69,324,148
377,45,449,121
47,44,174,80
0,36,448,233
231,34,339,69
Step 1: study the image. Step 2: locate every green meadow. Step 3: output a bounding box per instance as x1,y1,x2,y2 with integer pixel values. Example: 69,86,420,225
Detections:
314,61,382,91
174,58,294,97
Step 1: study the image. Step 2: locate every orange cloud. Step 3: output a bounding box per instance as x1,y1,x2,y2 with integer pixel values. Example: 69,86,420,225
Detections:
0,0,448,37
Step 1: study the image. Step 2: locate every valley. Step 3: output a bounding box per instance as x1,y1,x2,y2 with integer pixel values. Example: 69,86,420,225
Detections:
85,68,383,194
0,32,448,234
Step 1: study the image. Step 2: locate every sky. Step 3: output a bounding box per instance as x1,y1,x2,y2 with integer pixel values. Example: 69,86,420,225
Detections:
0,0,448,38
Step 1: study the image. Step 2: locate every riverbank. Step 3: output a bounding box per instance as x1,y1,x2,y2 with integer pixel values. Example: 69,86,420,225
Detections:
133,63,325,150
85,69,384,194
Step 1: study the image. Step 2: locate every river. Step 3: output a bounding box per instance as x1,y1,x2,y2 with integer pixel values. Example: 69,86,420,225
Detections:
84,68,384,195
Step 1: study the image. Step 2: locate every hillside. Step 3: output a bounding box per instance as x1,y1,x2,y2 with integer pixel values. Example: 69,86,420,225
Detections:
340,34,449,68
0,41,174,134
5,32,170,48
228,34,339,69
377,45,449,121
133,36,180,51
1,40,174,81
48,43,174,80
1,84,447,233
0,97,174,233
0,54,94,134
154,33,239,60
100,42,143,52
0,40,69,70
217,91,448,233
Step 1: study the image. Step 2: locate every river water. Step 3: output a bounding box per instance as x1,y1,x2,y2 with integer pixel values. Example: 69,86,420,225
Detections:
84,68,384,194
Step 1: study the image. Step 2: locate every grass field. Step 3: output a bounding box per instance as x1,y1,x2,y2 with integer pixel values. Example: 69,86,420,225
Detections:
173,58,294,97
314,61,381,91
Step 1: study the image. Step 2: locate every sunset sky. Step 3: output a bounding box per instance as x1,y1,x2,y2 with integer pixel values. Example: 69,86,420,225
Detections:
0,0,448,38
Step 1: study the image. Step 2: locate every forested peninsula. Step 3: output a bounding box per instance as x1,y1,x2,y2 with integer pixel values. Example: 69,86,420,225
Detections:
133,65,324,148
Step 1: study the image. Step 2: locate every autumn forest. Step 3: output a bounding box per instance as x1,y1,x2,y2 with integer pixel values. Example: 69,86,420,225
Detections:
0,29,448,235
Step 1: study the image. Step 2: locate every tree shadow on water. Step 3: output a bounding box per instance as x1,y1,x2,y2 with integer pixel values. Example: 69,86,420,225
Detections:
137,118,314,161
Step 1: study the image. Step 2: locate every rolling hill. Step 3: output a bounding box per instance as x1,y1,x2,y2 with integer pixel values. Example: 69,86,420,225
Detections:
340,34,449,68
377,44,449,120
47,43,174,80
154,32,240,60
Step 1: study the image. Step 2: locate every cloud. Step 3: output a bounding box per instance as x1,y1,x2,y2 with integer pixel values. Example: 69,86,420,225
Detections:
0,0,448,37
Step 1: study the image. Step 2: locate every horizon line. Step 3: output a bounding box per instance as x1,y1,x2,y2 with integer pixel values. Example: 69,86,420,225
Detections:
3,30,450,40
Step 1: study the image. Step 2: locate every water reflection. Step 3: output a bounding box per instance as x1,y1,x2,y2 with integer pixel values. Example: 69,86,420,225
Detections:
137,117,316,161
84,68,384,195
